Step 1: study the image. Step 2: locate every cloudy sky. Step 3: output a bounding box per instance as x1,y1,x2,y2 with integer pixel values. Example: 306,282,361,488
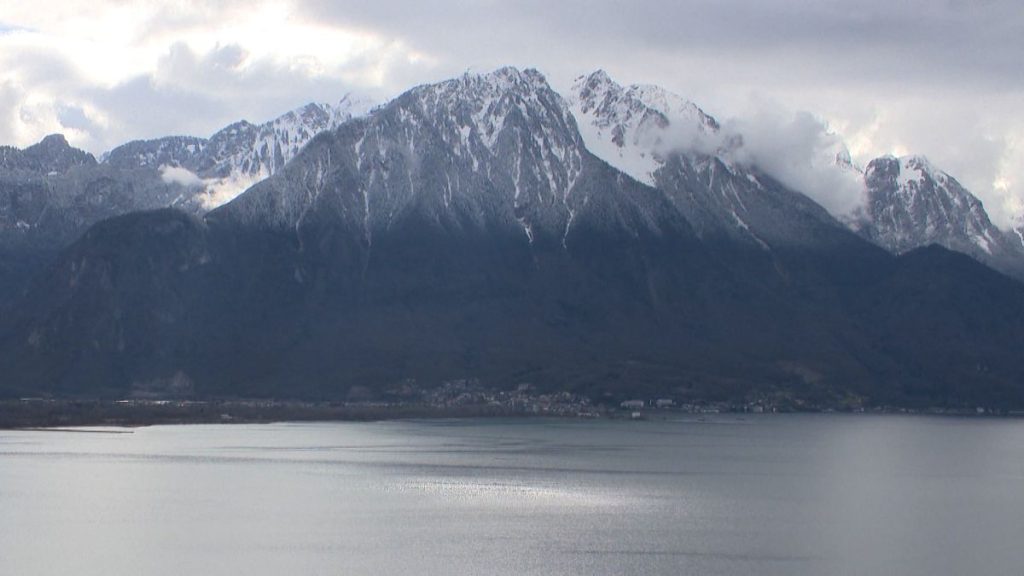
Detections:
2,0,1022,226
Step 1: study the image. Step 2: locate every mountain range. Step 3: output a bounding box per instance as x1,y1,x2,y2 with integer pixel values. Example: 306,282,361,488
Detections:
1,67,1023,408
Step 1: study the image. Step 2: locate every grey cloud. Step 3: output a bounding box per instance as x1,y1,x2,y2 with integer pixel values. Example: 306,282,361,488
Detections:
56,104,98,133
297,0,1024,93
1,31,383,152
82,42,377,149
84,75,229,144
0,81,24,144
145,42,382,114
725,106,867,217
0,48,107,149
864,97,1018,227
155,42,250,91
3,49,82,89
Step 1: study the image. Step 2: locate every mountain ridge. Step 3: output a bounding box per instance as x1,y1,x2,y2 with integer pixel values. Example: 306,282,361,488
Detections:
568,69,1024,280
7,70,1023,281
3,67,1024,409
856,154,1024,279
104,94,375,210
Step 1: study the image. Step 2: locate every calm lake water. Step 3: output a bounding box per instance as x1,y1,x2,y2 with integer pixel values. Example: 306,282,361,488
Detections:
2,415,1023,575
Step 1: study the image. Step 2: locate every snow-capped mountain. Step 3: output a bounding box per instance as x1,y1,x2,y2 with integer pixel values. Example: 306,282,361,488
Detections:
0,135,198,243
567,71,1024,278
216,67,685,253
0,96,376,305
5,66,1024,410
105,95,375,210
5,66,707,398
856,155,1024,278
568,70,723,187
568,70,860,251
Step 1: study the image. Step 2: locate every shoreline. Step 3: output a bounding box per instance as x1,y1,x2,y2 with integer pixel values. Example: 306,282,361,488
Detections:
2,398,1019,430
0,399,537,430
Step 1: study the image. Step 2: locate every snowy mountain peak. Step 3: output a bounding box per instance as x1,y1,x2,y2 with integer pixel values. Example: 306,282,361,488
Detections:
896,155,951,189
633,84,720,132
463,66,550,89
196,95,374,181
582,69,613,85
865,155,953,197
567,70,720,185
405,66,583,183
103,93,375,210
571,71,719,135
219,66,609,248
567,71,854,251
419,66,574,139
860,154,1008,257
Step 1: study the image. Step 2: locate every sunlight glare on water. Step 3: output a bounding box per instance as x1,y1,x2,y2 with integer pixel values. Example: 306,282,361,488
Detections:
2,416,1024,576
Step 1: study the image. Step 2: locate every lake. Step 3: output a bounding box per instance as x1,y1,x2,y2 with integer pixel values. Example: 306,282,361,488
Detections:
2,415,1023,575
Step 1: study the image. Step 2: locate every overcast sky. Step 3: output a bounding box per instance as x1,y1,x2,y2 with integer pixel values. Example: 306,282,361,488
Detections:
2,0,1022,226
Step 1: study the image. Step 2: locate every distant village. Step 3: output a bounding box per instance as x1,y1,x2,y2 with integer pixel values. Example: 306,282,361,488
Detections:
2,378,1017,428
357,378,775,418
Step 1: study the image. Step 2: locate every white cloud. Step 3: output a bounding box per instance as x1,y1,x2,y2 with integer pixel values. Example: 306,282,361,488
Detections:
198,174,263,211
821,93,1024,229
159,165,203,187
0,0,429,152
723,103,867,218
159,165,262,210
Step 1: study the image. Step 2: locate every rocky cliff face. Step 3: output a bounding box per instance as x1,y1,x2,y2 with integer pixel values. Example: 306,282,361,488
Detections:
856,155,1024,278
568,70,862,252
568,70,721,187
216,68,677,248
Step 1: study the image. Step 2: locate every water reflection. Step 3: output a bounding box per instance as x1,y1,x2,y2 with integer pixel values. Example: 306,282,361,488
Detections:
1,416,1023,576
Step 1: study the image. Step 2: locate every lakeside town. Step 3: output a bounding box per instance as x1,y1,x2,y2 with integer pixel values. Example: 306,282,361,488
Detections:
2,378,1018,429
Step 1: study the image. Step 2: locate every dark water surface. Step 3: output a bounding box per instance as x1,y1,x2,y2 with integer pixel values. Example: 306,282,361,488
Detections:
2,415,1023,575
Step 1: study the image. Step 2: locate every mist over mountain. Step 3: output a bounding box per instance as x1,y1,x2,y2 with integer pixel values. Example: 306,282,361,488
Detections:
2,67,1024,408
568,71,861,252
104,95,375,210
